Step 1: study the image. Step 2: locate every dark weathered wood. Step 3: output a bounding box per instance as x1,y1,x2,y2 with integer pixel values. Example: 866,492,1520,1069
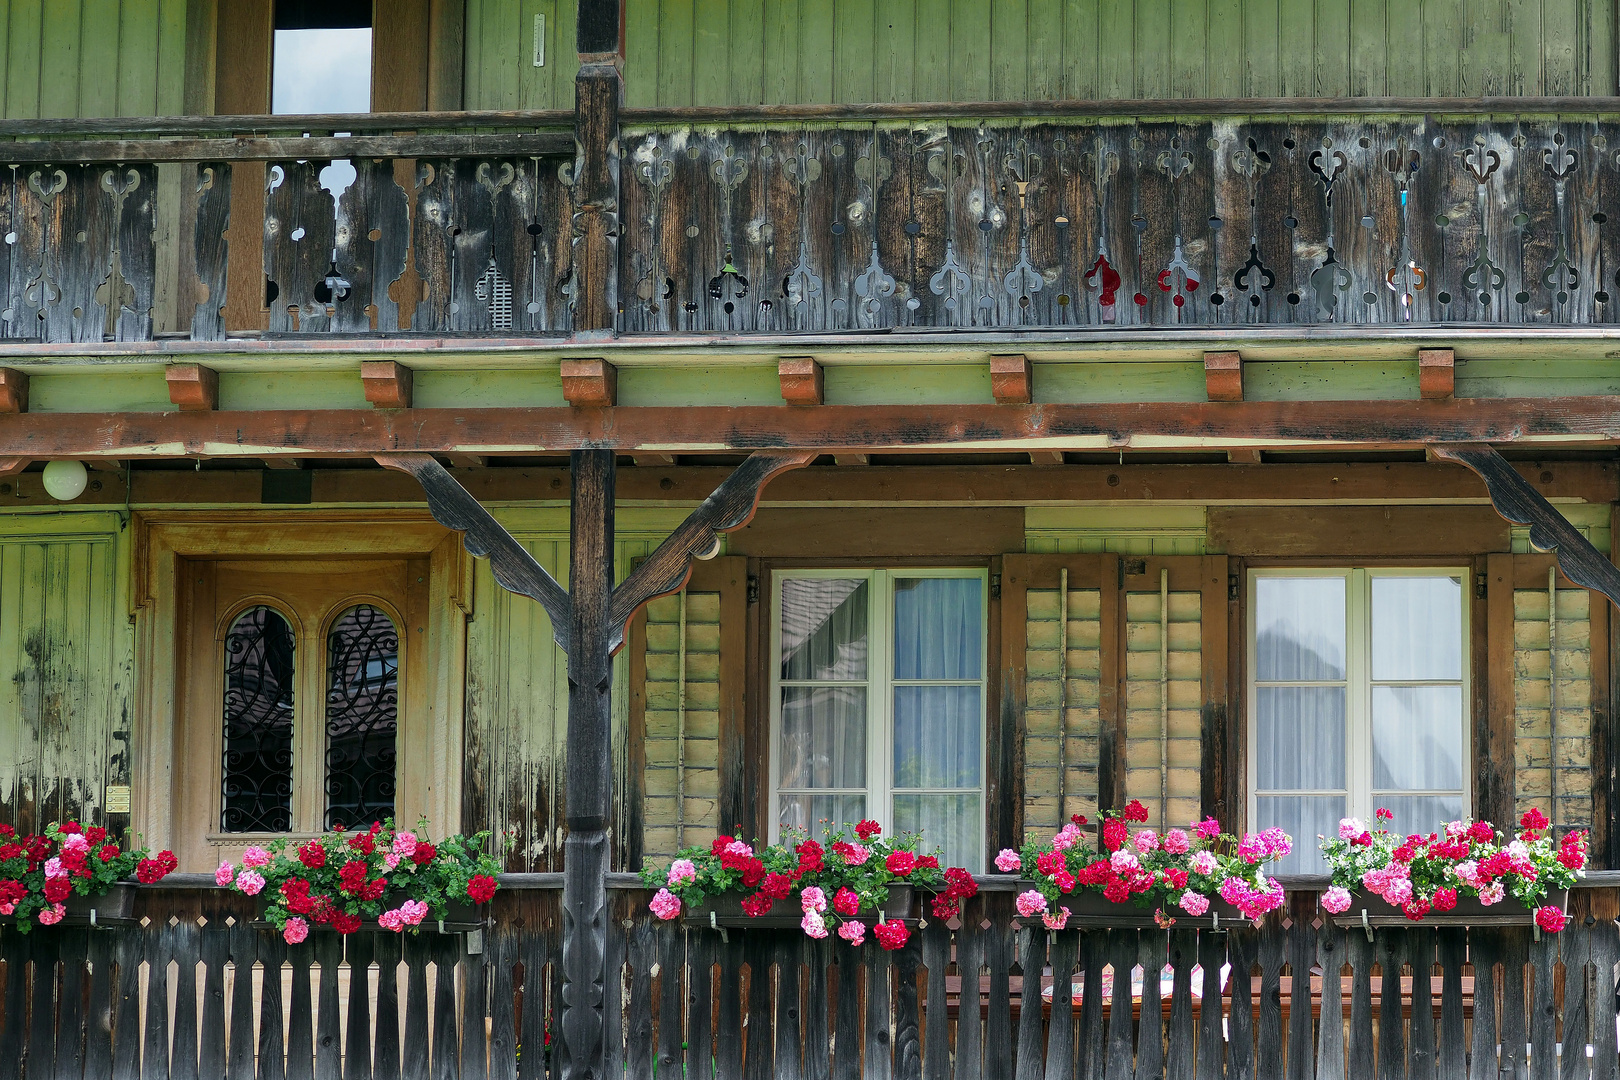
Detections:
0,924,27,1080
1103,929,1139,1080
717,935,746,1080
1132,930,1166,1080
372,934,403,1080
1193,931,1225,1080
1529,927,1557,1080
461,936,490,1080
686,930,717,1080
572,62,620,334
28,932,56,1079
1469,930,1500,1080
1406,928,1437,1080
1437,446,1620,609
608,450,815,650
0,134,569,164
893,933,922,1080
227,924,258,1078
1436,928,1467,1080
346,933,376,1080
1016,928,1049,1080
920,919,950,1080
198,921,229,1080
377,453,572,650
986,918,1016,1080
865,943,895,1080
1074,929,1106,1080
1374,928,1405,1080
833,942,862,1080
803,936,831,1080
773,934,805,1080
28,396,1620,461
314,933,344,1080
1254,914,1285,1080
57,928,86,1080
1556,901,1591,1080
257,932,288,1080
1098,553,1124,814
430,935,461,1080
84,929,117,1080
1226,927,1257,1080
485,921,517,1080
285,937,315,1080
1165,929,1197,1080
1314,918,1345,1080
954,902,985,1080
1498,930,1530,1080
1043,931,1079,1080
744,932,774,1080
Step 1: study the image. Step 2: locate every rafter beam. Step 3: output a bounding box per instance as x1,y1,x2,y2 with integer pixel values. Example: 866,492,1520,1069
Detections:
11,398,1620,458
1434,443,1620,607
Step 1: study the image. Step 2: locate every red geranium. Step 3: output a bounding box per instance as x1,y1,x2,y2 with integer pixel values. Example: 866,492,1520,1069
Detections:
759,872,794,900
337,860,369,894
98,844,119,862
740,892,774,917
57,822,81,835
855,820,882,840
411,841,436,865
872,920,910,950
1536,906,1568,933
1102,818,1128,852
298,841,327,869
330,911,363,934
931,895,960,920
1432,887,1457,912
467,874,498,904
885,850,916,876
1123,800,1150,823
42,876,71,903
833,887,860,916
85,827,107,845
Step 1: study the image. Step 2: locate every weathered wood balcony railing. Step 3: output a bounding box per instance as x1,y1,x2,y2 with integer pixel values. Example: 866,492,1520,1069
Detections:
9,100,1620,347
4,877,1620,1079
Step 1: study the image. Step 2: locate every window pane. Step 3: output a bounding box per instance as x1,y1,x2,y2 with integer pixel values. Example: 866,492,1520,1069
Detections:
1372,576,1463,680
893,577,982,679
894,794,982,872
325,605,399,829
1255,577,1346,680
779,794,867,838
222,606,296,833
780,686,866,788
1371,686,1463,791
1255,795,1345,875
893,686,981,788
780,579,869,681
1369,794,1467,836
1255,686,1346,790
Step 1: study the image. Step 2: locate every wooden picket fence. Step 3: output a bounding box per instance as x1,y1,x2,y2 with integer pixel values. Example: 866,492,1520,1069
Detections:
2,882,1618,1079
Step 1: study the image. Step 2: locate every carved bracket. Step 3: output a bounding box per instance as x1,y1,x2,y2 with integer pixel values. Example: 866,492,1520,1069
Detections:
378,449,815,654
1433,444,1620,607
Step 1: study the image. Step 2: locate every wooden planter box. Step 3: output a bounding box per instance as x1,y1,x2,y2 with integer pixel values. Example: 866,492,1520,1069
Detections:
685,886,914,930
253,898,483,933
0,883,139,927
1327,890,1567,929
1016,889,1250,930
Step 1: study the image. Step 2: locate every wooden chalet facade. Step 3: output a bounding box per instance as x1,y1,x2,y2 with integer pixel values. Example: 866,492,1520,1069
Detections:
6,0,1620,1077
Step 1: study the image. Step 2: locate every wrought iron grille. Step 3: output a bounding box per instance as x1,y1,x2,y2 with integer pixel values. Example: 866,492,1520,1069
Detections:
221,606,296,832
324,604,399,828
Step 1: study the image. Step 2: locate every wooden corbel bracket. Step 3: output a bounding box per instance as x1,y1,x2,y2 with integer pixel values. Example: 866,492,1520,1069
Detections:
1433,443,1620,607
379,448,815,654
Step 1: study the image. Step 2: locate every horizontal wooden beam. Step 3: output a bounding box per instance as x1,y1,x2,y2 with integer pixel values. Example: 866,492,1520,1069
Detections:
21,459,1615,508
0,133,570,164
8,398,1620,458
0,369,27,413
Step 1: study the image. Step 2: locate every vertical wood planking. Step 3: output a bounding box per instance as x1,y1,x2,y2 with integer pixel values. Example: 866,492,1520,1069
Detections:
686,930,716,1080
1043,931,1078,1080
1407,928,1437,1080
1133,929,1166,1080
1314,918,1345,1080
1165,927,1197,1080
775,934,805,1080
1193,930,1224,1080
833,940,862,1080
954,899,985,1080
1014,927,1047,1080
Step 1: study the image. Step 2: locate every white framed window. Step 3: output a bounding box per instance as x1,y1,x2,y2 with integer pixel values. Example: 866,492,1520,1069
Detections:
1248,568,1470,875
769,568,987,871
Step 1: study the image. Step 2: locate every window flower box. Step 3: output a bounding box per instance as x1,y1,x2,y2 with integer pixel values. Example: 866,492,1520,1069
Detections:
251,896,483,933
685,885,913,930
1013,889,1250,930
1326,889,1567,929
62,882,139,924
0,821,177,931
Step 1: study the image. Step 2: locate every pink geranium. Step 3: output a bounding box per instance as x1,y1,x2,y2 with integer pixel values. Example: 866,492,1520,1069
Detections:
1178,890,1209,916
1320,886,1353,914
38,902,65,925
379,909,405,931
838,919,866,945
241,846,272,869
667,858,698,887
1134,830,1159,853
649,888,683,920
1190,850,1218,876
1042,906,1071,930
235,869,265,896
392,831,418,858
994,849,1021,873
801,911,829,938
800,886,827,913
282,916,309,944
1161,829,1190,854
214,862,235,887
1015,889,1048,918
400,900,429,925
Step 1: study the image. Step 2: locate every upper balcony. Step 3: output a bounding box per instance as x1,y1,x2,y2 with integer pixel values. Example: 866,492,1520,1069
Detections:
5,100,1620,355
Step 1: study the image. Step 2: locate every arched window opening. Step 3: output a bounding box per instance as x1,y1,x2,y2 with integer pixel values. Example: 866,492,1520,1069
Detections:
324,604,399,828
221,606,297,832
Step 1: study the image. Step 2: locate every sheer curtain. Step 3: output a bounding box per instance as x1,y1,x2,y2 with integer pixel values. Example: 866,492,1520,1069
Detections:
891,577,983,871
778,579,870,833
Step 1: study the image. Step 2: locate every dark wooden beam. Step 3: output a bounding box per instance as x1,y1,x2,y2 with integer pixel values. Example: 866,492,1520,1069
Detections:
1434,444,1620,607
560,448,615,1080
377,453,574,651
14,397,1620,457
607,451,814,650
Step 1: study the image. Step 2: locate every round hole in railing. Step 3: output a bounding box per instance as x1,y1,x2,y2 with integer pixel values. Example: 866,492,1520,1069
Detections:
1057,293,1070,306
904,220,921,234
1283,216,1298,230
291,226,305,242
1286,292,1300,305
1362,291,1378,304
686,225,699,238
1282,137,1296,150
1210,292,1224,306
1515,291,1531,303
1208,216,1223,230
832,222,846,235
527,222,543,236
1435,215,1450,227
1249,294,1261,306
1436,291,1452,304
1596,290,1610,304
368,228,382,241
1479,292,1491,305
1596,213,1609,225
1513,213,1531,227
1359,137,1371,148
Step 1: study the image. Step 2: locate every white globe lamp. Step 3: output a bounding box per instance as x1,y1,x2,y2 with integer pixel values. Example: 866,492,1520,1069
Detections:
42,460,89,502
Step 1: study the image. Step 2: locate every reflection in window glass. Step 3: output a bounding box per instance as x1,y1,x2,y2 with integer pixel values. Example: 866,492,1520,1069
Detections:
324,605,399,828
1254,577,1345,680
1372,576,1462,680
222,606,296,832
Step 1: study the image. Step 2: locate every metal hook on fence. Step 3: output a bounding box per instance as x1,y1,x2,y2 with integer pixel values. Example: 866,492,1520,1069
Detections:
1211,910,1218,931
708,909,728,943
1361,909,1374,942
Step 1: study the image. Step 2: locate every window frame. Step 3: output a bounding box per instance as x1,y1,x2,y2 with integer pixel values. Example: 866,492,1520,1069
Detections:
212,591,408,840
767,566,989,867
1245,565,1473,847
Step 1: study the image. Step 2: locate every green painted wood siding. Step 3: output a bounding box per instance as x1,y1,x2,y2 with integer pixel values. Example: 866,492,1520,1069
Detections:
0,513,133,836
1,0,188,119
465,0,1613,108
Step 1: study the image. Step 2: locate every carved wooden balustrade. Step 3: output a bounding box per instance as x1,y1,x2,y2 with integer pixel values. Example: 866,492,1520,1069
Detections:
3,878,1619,1080
8,105,1620,345
0,113,574,344
620,109,1620,334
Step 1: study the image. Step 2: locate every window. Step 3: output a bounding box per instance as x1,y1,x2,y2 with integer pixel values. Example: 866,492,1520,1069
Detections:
272,0,372,204
1249,569,1469,874
770,569,987,870
221,601,402,833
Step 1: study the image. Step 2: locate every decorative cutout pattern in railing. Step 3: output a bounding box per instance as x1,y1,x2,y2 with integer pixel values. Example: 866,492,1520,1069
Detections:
620,118,1620,334
3,884,1619,1079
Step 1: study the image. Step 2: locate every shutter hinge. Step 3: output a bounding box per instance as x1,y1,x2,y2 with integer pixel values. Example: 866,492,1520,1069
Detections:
1475,571,1488,600
990,573,1001,600
747,575,760,605
1228,573,1240,601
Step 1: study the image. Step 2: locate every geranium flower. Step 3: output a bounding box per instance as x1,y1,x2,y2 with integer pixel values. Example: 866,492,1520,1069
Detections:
855,819,882,840
38,902,65,925
1189,851,1218,876
667,858,698,887
1338,818,1365,840
1134,830,1159,853
241,846,271,869
1178,890,1210,916
1123,801,1150,823
885,851,916,876
994,849,1021,873
1161,829,1190,854
838,920,866,945
833,887,860,916
214,862,235,887
1193,818,1222,839
873,921,910,950
650,889,683,920
235,870,265,896
1015,890,1048,918
1320,886,1352,914
1535,906,1568,933
1042,906,1071,930
282,917,309,944
1478,881,1505,906
801,911,829,938
800,886,827,914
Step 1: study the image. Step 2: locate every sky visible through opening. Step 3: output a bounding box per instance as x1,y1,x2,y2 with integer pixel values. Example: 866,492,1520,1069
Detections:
272,27,372,200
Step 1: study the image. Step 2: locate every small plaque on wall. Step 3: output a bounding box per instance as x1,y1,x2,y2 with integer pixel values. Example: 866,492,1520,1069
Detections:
105,785,131,814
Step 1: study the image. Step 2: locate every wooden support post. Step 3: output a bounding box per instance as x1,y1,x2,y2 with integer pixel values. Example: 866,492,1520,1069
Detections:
560,449,616,1080
1204,352,1243,401
1419,348,1455,399
778,357,824,405
166,364,218,411
561,359,618,407
990,354,1033,404
0,369,28,413
360,361,414,409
